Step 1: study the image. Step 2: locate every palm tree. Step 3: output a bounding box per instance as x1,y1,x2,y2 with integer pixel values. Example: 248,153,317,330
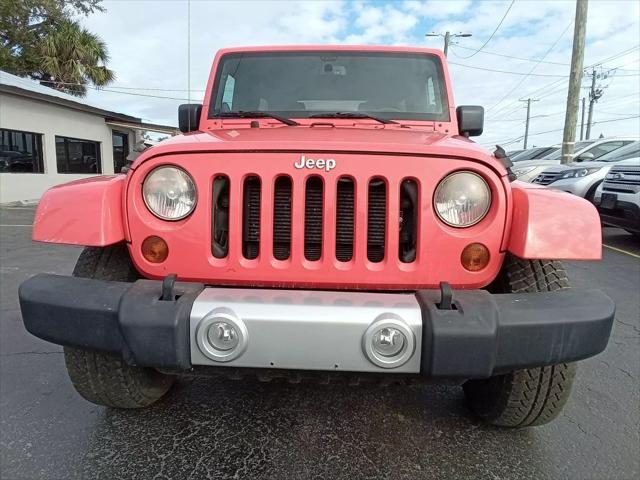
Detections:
38,19,114,96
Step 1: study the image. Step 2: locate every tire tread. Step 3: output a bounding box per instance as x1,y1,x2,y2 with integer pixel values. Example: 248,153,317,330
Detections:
465,254,575,427
64,243,173,409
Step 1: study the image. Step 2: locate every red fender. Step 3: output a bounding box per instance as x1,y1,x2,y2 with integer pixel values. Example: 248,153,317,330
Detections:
508,182,602,260
32,176,126,247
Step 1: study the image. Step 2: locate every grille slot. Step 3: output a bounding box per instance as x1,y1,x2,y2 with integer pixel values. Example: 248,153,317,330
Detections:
242,176,261,259
304,176,323,261
335,177,355,262
399,179,418,263
212,175,229,258
273,176,292,260
367,178,387,263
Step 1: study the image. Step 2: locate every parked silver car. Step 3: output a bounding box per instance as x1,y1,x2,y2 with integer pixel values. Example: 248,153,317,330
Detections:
512,138,637,182
531,141,640,200
593,158,640,237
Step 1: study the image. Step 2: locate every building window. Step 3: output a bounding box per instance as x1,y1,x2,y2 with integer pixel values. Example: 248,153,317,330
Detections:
0,128,45,173
55,136,101,174
112,131,130,173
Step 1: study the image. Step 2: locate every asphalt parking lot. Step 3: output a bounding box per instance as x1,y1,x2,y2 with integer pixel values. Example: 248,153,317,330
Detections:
1,206,638,480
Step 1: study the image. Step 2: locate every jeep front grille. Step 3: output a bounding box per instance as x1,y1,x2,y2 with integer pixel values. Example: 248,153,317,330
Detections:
212,175,419,265
131,153,509,290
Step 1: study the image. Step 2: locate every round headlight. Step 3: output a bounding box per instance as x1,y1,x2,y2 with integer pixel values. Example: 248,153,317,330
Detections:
434,171,491,227
143,166,197,220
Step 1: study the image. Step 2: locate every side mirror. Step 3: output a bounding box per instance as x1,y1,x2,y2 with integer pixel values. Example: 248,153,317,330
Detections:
456,105,484,137
178,104,202,133
576,151,594,162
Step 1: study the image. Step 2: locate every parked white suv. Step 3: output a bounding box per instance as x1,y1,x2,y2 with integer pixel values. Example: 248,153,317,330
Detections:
531,141,640,200
593,158,640,237
513,138,637,182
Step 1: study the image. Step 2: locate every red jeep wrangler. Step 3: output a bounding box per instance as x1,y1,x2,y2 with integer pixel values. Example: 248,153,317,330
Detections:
19,46,615,428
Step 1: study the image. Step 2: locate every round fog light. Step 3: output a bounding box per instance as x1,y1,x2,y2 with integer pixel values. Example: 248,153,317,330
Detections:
207,322,239,351
196,308,248,362
372,327,406,357
363,316,416,369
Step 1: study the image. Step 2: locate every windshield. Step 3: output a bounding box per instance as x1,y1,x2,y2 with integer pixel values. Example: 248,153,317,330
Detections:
546,141,596,160
597,141,640,161
511,147,556,161
209,51,449,121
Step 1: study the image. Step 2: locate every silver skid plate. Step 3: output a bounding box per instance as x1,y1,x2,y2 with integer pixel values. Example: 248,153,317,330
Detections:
190,288,422,373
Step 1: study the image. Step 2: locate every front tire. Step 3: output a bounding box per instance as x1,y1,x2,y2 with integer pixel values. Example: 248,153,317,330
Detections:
463,255,576,427
64,347,174,408
63,244,175,408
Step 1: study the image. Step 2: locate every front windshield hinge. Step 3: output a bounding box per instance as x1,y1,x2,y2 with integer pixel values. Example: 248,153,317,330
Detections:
494,145,517,182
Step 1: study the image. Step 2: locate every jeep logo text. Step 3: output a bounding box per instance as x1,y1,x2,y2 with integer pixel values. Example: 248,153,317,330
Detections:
294,155,336,172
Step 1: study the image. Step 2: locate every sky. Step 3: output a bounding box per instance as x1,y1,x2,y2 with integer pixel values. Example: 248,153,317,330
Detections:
75,0,640,149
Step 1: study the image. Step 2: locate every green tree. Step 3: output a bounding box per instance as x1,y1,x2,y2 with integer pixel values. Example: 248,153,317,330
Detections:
0,0,114,97
39,19,114,96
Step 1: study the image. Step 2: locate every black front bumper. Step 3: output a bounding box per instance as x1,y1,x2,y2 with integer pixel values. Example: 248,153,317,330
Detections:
19,274,615,378
597,200,640,233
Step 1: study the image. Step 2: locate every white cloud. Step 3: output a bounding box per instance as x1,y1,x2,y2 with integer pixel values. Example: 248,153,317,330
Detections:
72,0,639,146
404,0,473,19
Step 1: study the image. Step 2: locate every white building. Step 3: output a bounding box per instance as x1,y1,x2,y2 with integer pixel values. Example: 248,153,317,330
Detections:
0,71,178,204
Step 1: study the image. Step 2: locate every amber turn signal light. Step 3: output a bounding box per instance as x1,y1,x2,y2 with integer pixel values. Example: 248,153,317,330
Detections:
141,236,169,263
461,243,490,272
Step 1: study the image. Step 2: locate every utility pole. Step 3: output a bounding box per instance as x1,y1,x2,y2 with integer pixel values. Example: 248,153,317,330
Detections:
520,98,539,149
580,97,586,140
425,31,472,57
561,0,588,165
586,68,604,139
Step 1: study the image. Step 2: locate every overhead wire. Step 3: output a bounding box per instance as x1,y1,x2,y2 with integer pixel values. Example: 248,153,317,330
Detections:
487,21,574,113
451,44,569,66
451,0,516,59
486,44,638,120
487,114,640,146
448,62,568,77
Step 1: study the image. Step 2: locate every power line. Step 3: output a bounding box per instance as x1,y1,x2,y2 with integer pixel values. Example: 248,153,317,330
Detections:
99,88,202,101
586,45,640,68
596,110,640,116
488,45,640,120
485,111,640,146
451,44,569,66
487,21,574,113
37,79,204,92
603,91,640,102
448,61,568,77
452,0,516,59
492,114,640,144
487,75,567,121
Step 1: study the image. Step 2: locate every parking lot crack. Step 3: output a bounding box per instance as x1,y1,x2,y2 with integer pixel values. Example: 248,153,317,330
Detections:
614,318,640,335
0,350,62,357
563,413,601,441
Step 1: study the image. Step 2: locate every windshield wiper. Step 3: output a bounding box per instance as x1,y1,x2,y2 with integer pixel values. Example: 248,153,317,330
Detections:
309,112,398,124
216,111,299,126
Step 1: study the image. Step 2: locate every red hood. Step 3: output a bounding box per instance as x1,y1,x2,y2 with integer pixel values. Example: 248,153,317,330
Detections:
132,125,505,175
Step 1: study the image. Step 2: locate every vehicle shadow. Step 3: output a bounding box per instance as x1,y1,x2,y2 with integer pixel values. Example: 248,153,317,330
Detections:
602,227,639,254
77,375,546,480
